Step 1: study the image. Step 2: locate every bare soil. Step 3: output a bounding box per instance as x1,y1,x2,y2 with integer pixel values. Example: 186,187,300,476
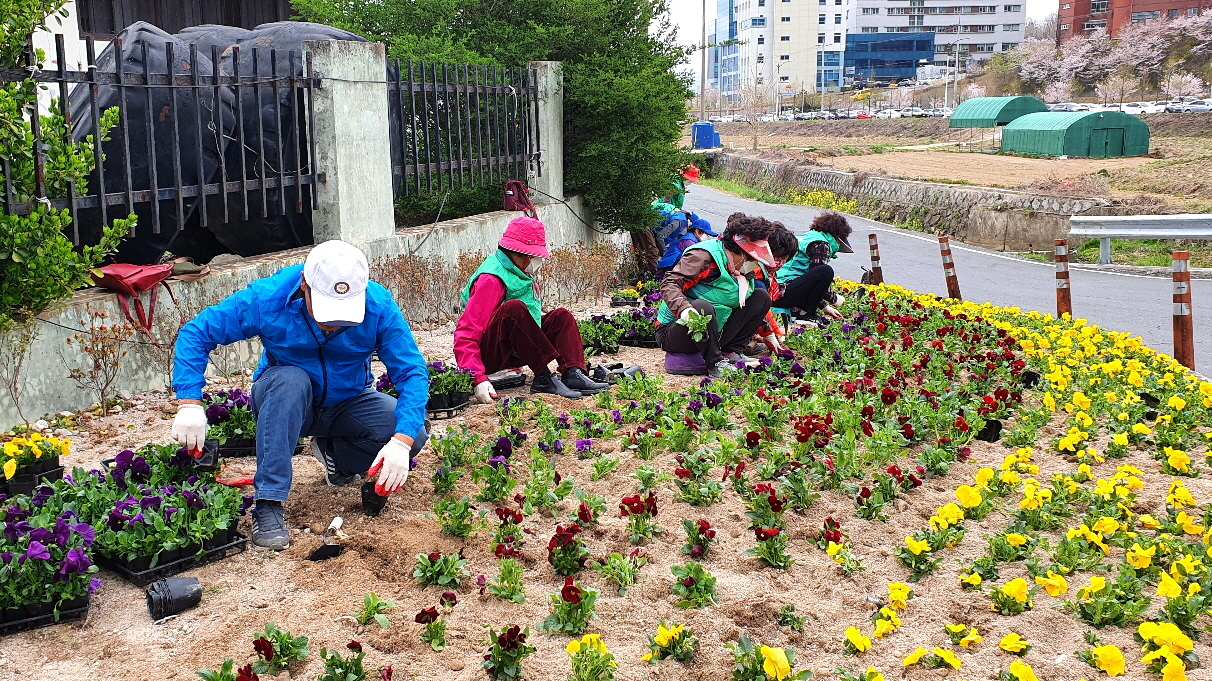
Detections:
5,300,1212,681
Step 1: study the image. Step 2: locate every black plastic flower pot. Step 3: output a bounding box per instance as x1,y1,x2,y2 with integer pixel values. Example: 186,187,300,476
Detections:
361,480,388,517
426,393,451,410
974,419,1003,443
21,602,53,619
146,577,202,621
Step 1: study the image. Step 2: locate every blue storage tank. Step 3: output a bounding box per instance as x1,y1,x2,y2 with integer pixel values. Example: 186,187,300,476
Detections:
690,121,717,149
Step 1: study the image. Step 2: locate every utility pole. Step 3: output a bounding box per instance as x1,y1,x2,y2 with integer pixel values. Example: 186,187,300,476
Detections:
700,0,707,121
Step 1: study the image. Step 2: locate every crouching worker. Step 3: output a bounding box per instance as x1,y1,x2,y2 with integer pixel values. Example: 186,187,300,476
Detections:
170,240,430,550
657,215,776,377
454,216,609,404
774,212,854,322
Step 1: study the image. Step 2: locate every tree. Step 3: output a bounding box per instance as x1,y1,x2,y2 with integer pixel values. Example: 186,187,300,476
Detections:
1043,79,1075,103
1095,70,1140,105
733,79,773,151
1024,13,1058,41
291,0,694,233
1162,70,1205,98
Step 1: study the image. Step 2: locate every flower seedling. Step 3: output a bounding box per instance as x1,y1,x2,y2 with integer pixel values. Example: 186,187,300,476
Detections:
430,464,465,496
991,578,1034,616
896,533,940,580
473,457,517,503
589,550,648,595
547,524,591,576
618,493,660,545
354,593,396,629
670,562,717,609
521,451,573,513
836,670,885,681
843,627,872,655
676,308,712,343
415,591,458,652
251,622,309,676
945,623,983,648
633,465,672,494
195,660,240,681
1077,636,1126,678
642,622,698,664
681,518,717,560
413,552,470,588
318,641,367,681
487,558,526,604
433,496,481,539
777,605,807,633
999,632,1032,656
671,451,722,506
482,625,535,681
1063,570,1149,627
902,647,962,670
570,490,605,526
727,636,812,681
565,634,616,681
491,507,525,559
539,577,599,635
747,527,794,570
590,456,620,481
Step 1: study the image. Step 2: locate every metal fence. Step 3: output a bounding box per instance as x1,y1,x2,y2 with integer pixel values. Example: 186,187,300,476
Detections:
387,60,539,198
1,35,319,255
2,35,539,256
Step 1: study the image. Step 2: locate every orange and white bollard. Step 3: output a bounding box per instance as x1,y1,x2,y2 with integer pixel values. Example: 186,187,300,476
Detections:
1055,239,1072,318
868,233,884,285
938,237,962,300
1172,251,1195,370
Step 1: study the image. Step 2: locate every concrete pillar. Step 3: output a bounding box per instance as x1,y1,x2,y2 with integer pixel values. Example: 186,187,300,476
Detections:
305,40,395,246
529,61,564,204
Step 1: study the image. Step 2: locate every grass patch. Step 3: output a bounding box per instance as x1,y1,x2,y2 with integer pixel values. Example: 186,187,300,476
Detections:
1018,252,1052,263
698,178,789,204
1072,239,1212,268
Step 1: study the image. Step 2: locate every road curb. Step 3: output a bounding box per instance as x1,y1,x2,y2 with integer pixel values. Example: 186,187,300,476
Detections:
1069,263,1212,279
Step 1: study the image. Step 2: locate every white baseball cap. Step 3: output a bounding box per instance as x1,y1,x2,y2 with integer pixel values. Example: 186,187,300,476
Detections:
303,240,369,326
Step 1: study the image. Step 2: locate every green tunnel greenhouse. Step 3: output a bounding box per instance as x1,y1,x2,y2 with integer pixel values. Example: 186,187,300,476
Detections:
1000,111,1151,158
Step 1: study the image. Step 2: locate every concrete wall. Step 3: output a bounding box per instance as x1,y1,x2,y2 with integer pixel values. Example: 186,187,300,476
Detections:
709,153,1113,251
0,43,628,426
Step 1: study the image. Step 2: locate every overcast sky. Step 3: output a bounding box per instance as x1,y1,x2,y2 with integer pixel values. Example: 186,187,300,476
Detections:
667,0,1058,80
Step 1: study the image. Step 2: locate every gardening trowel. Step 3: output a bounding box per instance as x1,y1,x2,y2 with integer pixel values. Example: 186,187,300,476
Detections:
307,516,344,561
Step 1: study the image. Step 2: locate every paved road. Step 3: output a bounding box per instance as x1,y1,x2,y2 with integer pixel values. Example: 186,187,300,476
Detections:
686,183,1212,375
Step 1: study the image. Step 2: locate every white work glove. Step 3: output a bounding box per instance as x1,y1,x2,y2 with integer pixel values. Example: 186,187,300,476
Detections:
832,293,846,308
171,403,208,452
762,333,784,354
473,380,498,404
678,307,695,323
822,305,843,320
368,437,412,495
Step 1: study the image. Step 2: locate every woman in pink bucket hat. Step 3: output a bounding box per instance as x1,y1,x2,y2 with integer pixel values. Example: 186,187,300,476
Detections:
454,216,610,402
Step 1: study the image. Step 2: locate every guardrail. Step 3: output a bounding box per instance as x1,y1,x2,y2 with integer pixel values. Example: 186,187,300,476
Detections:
1067,214,1212,264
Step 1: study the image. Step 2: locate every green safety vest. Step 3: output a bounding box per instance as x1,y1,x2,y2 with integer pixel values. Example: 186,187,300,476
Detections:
461,250,542,324
656,238,750,329
776,229,841,283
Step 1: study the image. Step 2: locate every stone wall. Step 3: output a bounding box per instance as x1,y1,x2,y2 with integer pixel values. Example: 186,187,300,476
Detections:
708,153,1114,251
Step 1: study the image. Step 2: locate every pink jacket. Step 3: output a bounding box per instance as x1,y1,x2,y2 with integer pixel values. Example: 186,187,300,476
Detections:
453,274,506,384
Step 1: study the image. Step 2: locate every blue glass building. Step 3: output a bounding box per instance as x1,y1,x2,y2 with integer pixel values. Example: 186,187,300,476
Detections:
843,33,934,83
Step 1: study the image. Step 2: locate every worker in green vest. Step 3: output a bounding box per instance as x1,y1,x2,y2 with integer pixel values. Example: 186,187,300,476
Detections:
655,215,777,378
773,212,853,322
453,217,610,403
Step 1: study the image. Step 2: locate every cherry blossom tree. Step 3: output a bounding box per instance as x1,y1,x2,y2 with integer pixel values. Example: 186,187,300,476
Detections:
1095,70,1140,105
1162,70,1204,98
1043,79,1075,103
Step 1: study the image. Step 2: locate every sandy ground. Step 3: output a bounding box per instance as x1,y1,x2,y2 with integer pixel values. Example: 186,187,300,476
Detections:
4,298,1212,681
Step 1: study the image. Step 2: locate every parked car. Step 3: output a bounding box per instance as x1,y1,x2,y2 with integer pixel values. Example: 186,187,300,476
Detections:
1121,101,1163,114
1048,102,1091,112
855,112,874,119
1163,100,1187,112
707,115,723,122
897,79,915,87
875,109,901,119
1182,100,1212,112
733,115,749,122
900,107,930,118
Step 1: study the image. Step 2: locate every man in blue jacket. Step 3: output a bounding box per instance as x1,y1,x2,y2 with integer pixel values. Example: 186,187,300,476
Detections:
170,240,429,550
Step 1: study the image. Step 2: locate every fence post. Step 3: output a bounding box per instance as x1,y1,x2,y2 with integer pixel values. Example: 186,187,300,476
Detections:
1172,251,1195,370
1055,239,1072,318
868,233,884,285
528,61,564,205
304,40,395,246
938,237,962,300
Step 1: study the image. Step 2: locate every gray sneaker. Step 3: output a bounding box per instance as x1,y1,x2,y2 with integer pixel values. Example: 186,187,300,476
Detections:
251,501,290,551
708,359,734,379
722,352,759,368
310,439,359,487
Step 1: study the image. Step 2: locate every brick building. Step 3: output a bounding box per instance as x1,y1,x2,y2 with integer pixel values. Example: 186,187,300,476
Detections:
1058,0,1203,40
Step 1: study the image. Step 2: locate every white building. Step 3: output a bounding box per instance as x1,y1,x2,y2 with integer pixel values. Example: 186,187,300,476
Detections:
709,0,852,109
846,0,1025,68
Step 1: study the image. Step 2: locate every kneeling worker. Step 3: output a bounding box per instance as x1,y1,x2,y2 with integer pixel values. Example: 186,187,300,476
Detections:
171,240,429,550
454,216,609,403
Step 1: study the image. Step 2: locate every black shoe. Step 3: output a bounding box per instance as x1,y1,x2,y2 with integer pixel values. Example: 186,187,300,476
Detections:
310,439,360,487
707,359,733,379
251,501,290,551
562,367,611,395
531,372,583,399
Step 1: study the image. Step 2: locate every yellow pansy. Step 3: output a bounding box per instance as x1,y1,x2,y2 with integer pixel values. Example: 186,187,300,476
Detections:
1034,571,1068,597
760,646,791,680
865,670,884,681
1161,654,1188,681
1132,423,1152,435
1005,533,1029,547
844,627,872,653
1000,632,1030,653
1081,576,1107,598
1091,645,1125,677
2,458,15,480
887,583,912,610
961,572,982,587
933,648,961,669
825,541,844,556
1175,512,1204,536
1001,578,1030,603
955,485,982,508
959,628,982,648
1111,433,1129,447
1157,572,1182,599
905,536,930,556
1138,621,1194,655
1008,659,1040,681
872,618,897,638
1126,543,1156,569
975,468,994,488
1072,392,1092,410
1167,395,1186,411
902,648,928,666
